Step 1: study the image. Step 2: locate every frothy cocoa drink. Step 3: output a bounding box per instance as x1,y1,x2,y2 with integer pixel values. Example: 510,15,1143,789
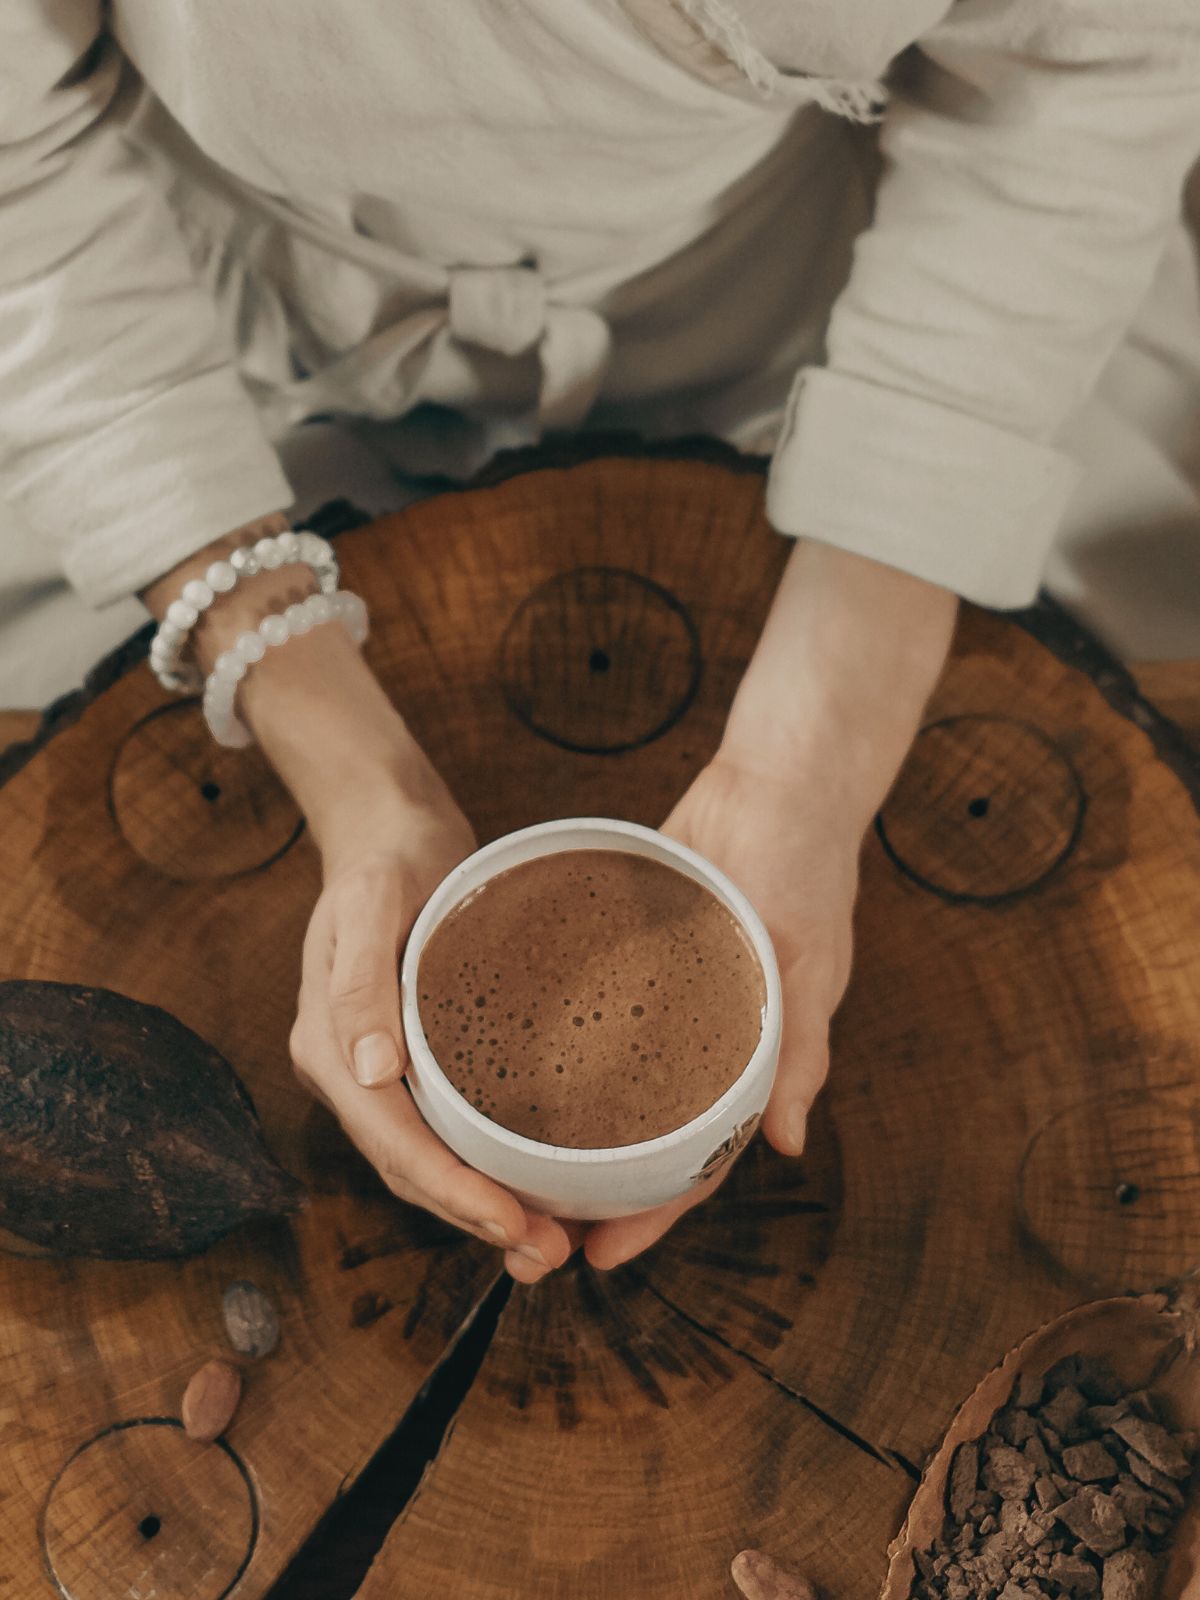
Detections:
416,849,765,1148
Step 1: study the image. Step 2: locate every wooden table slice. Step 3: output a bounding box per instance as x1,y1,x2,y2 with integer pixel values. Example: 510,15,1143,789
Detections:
638,598,1200,1485
355,1267,915,1600
0,649,499,1594
1,448,1198,1600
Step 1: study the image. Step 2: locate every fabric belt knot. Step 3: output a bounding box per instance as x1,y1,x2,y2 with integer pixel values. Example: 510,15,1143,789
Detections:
447,263,612,432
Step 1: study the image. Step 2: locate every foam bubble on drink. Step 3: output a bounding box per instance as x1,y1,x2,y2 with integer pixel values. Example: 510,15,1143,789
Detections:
417,850,765,1148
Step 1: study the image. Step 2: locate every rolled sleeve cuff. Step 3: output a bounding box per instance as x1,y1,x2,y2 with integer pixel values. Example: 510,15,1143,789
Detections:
765,368,1081,610
5,366,294,608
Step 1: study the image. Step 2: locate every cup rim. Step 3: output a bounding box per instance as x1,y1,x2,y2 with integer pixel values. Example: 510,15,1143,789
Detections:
400,818,782,1165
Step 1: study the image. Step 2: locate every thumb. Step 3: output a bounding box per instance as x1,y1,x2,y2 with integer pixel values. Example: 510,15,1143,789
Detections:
760,1005,829,1158
327,877,409,1089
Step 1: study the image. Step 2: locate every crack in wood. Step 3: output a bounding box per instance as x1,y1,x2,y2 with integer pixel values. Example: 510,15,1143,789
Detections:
633,1271,922,1481
266,1273,512,1600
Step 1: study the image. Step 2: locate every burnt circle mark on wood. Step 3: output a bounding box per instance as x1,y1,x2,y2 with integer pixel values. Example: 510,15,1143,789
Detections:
1018,1088,1200,1293
40,1417,258,1600
875,715,1086,904
108,701,304,881
497,566,702,755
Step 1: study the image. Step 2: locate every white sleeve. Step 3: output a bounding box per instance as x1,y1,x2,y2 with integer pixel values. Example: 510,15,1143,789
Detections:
765,0,1200,607
0,1,292,607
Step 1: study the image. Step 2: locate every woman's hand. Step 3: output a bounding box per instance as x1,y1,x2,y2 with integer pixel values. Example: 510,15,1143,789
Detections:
582,540,958,1272
289,790,576,1278
581,752,859,1268
144,522,575,1279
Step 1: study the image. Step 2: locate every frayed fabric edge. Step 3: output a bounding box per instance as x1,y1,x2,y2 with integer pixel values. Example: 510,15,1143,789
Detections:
671,0,888,121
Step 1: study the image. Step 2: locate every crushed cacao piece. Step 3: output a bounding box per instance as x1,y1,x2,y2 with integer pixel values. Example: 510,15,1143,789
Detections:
1100,1548,1158,1600
1041,1387,1088,1438
1111,1416,1191,1479
1054,1488,1126,1557
982,1444,1037,1499
1060,1443,1120,1483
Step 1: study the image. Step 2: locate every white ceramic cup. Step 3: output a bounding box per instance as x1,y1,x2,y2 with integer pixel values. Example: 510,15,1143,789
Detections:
400,818,782,1221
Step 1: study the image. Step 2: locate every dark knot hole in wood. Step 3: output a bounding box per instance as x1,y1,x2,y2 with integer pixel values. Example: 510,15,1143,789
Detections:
108,702,304,881
498,566,702,756
40,1416,259,1600
876,715,1086,903
1018,1088,1200,1292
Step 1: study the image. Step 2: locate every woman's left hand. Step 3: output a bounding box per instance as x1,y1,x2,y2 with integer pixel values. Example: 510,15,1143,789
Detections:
580,751,862,1269
567,540,958,1278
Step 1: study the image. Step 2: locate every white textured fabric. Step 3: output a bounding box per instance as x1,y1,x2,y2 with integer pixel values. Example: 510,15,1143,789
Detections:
1,0,1199,706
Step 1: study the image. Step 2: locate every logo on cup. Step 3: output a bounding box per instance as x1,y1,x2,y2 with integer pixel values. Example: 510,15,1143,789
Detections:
693,1112,761,1185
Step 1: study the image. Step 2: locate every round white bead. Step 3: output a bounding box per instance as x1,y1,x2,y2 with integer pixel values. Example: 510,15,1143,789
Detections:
260,614,290,648
207,559,237,594
230,548,260,576
214,651,246,683
157,621,184,647
319,568,340,595
277,530,301,559
182,579,214,610
235,630,266,664
306,594,335,627
297,532,326,562
256,537,284,571
167,599,199,631
283,602,313,635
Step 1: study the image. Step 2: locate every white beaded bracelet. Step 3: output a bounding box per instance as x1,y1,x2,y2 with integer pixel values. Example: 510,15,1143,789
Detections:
202,589,370,748
148,530,339,693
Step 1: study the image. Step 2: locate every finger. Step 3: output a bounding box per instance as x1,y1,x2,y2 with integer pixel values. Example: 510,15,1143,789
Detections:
505,1248,551,1285
326,873,410,1088
295,993,575,1259
558,1220,587,1257
760,961,831,1157
500,1206,579,1283
348,1077,535,1242
760,1019,826,1158
585,1157,736,1271
294,992,525,1238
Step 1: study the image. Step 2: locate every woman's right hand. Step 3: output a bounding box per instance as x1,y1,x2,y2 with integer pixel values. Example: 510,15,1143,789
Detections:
144,518,573,1281
289,786,576,1281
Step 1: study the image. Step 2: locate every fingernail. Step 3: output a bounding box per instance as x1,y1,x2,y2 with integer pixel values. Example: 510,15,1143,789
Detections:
785,1109,808,1154
479,1221,511,1246
516,1243,547,1266
352,1032,399,1087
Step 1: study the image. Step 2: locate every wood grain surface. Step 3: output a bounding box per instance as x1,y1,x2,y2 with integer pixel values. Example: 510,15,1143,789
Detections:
0,451,1197,1600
